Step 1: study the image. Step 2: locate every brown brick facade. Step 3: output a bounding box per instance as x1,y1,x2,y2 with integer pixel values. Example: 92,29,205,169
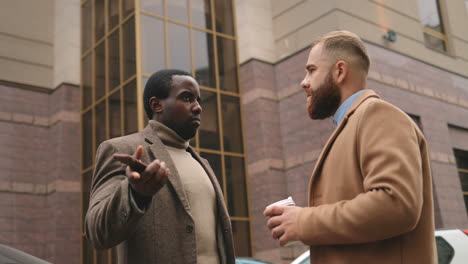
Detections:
240,42,468,263
0,82,80,263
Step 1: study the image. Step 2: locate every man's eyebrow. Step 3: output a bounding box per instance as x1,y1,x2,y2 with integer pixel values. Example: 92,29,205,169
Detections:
305,64,316,71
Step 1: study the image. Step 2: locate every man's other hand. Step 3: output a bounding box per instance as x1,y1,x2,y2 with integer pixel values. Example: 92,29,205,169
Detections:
264,205,302,246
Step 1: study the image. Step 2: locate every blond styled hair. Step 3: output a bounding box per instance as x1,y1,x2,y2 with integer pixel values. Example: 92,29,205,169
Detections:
312,31,370,74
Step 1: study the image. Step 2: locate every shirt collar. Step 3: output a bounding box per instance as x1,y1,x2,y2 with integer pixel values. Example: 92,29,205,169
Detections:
333,90,365,127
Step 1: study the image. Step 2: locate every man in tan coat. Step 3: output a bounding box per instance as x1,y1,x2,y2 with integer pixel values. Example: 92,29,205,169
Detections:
85,69,235,264
264,31,436,263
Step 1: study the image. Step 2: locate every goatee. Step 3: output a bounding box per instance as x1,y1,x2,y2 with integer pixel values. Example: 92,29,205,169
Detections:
307,71,341,120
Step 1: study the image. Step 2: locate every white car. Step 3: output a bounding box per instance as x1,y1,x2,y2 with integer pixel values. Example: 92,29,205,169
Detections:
291,229,468,264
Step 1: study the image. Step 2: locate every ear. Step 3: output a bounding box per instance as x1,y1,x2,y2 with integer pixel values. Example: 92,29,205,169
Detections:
149,96,163,114
334,60,349,84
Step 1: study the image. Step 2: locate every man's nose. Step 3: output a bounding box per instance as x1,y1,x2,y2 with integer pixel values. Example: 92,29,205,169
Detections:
301,78,310,89
193,102,202,114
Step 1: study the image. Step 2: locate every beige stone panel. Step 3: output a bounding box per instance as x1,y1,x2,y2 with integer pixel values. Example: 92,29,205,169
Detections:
0,33,53,67
336,11,468,77
440,0,468,41
273,0,335,41
451,38,468,62
369,0,420,20
336,0,423,43
0,57,52,88
236,0,276,63
0,0,54,43
275,11,340,60
271,0,304,17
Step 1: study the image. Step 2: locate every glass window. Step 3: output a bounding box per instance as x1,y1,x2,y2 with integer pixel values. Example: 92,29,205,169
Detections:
81,237,94,264
123,17,136,81
168,23,191,73
81,170,93,230
231,220,251,257
141,15,165,74
167,0,189,23
95,42,106,101
200,152,223,189
423,32,446,53
217,37,239,93
108,31,120,90
193,30,216,88
123,80,138,134
418,0,447,52
122,0,135,19
108,0,119,30
95,0,105,41
82,110,93,169
199,90,220,150
109,90,122,139
81,1,92,52
82,54,92,109
225,156,248,217
221,95,243,153
192,0,212,29
454,149,468,213
215,0,234,35
95,100,107,147
141,0,163,16
435,236,454,264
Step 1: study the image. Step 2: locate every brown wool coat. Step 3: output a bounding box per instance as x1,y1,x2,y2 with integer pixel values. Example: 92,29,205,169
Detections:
297,90,436,264
84,125,235,264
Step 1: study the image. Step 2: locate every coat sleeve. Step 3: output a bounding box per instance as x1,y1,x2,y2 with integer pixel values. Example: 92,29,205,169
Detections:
297,100,424,245
84,140,147,249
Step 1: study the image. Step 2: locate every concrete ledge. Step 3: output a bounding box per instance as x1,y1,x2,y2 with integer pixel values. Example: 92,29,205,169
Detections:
0,110,79,127
0,179,81,195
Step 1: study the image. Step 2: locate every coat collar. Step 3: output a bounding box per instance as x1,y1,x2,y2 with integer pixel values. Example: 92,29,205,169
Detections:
308,90,380,190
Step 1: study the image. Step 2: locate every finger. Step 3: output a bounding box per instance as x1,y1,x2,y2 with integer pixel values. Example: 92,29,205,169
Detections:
142,159,162,182
279,235,289,247
126,166,141,182
133,145,144,160
266,215,282,230
264,205,285,217
271,226,284,241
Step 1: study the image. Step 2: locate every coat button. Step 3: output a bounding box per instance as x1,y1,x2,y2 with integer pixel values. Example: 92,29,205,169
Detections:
223,229,228,233
186,225,194,233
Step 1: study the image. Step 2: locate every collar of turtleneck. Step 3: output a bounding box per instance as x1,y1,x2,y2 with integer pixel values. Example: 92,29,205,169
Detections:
149,120,189,150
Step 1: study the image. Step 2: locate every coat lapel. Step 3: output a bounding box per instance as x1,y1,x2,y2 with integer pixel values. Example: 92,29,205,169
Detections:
308,90,380,196
141,125,192,212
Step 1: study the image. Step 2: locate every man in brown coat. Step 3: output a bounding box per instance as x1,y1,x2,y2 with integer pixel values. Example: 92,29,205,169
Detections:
264,31,436,263
85,69,235,264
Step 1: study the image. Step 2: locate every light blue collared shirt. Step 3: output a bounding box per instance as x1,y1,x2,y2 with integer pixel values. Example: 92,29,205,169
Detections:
333,90,365,127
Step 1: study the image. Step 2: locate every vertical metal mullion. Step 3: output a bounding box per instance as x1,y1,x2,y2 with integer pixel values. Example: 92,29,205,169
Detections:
164,0,170,68
105,0,110,142
79,1,85,262
135,0,144,131
118,0,124,136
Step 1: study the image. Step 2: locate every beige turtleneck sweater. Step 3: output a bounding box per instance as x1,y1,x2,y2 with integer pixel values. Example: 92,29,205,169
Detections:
150,120,219,264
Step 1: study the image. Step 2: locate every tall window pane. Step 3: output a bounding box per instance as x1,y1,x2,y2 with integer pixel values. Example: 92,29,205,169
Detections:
109,0,119,30
122,0,135,19
82,54,92,109
95,100,107,147
215,0,234,35
109,31,120,90
199,90,220,150
454,149,468,213
141,0,163,16
141,15,165,74
82,110,93,169
193,30,216,88
95,42,106,101
231,221,251,257
221,95,243,153
95,0,105,41
192,0,212,29
123,17,136,81
225,156,248,217
168,23,191,73
418,0,444,32
123,80,138,134
81,1,92,52
217,37,238,93
109,90,122,139
167,0,188,23
201,152,223,189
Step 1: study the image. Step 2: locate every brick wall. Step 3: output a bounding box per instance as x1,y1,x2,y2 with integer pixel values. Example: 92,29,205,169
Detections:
240,41,468,263
0,82,80,263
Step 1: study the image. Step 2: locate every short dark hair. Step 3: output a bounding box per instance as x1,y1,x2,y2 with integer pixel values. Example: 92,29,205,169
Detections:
143,69,192,119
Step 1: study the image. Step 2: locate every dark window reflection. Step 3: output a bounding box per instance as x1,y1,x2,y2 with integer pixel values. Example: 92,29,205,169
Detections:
225,156,248,217
192,0,212,29
168,23,191,73
167,0,188,23
109,90,122,139
95,42,106,101
82,110,93,169
141,0,163,16
122,0,135,19
81,170,92,230
109,31,120,90
81,1,92,51
423,32,446,52
95,100,107,147
124,80,138,134
217,37,238,93
200,152,223,190
215,0,234,35
82,54,92,109
81,237,94,264
108,0,119,30
199,90,220,150
193,30,216,88
123,17,136,81
95,0,105,41
231,220,252,257
221,95,243,153
141,15,166,74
